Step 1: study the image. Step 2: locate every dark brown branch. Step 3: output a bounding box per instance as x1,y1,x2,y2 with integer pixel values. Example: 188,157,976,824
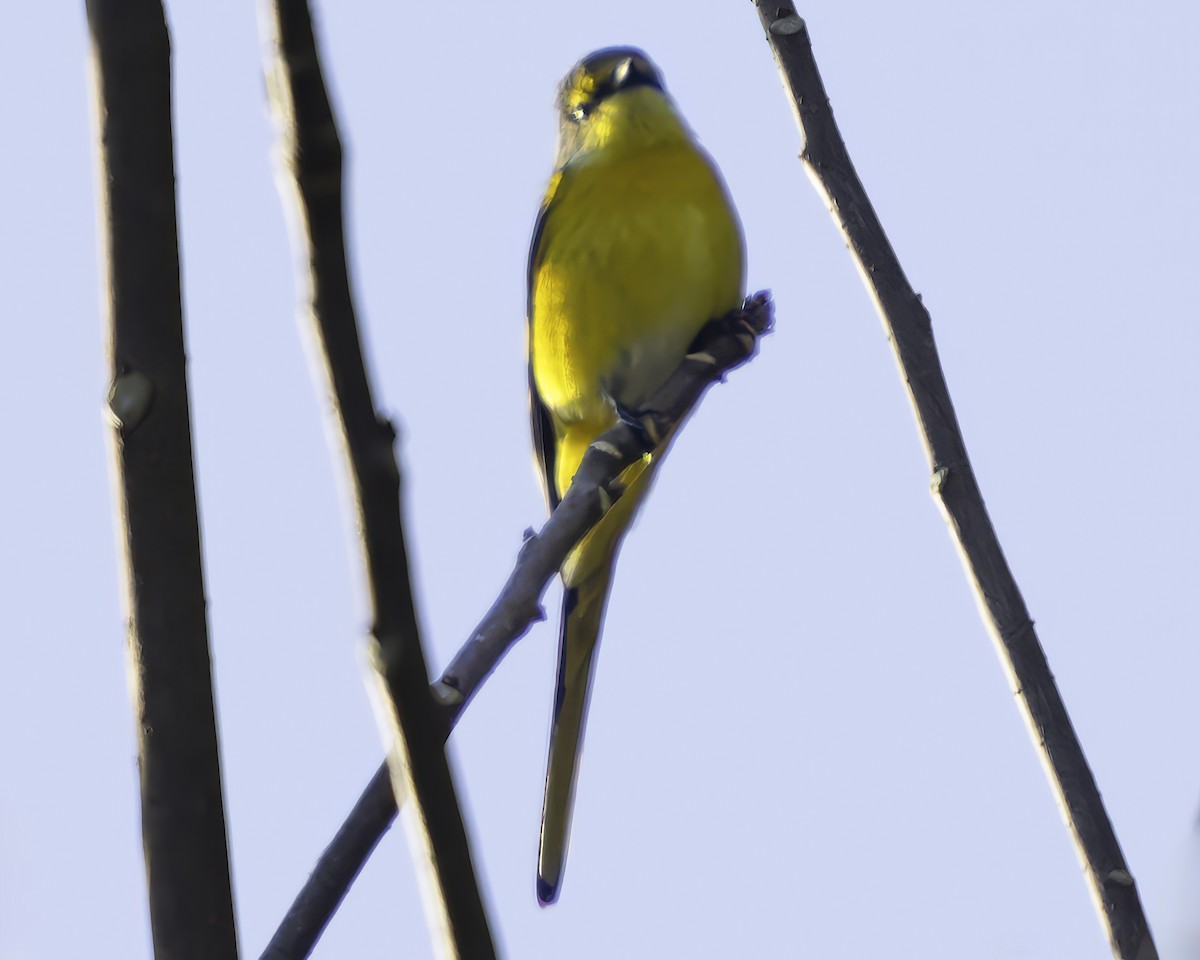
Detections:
260,295,773,958
261,2,495,957
86,2,240,957
259,764,394,960
751,6,1157,960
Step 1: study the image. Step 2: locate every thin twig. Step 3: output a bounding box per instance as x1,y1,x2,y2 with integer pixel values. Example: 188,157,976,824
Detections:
751,6,1157,959
86,1,240,957
436,292,774,708
261,3,495,957
260,295,773,959
260,764,394,960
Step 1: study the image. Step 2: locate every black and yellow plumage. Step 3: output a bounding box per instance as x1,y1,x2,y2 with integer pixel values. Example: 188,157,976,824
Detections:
527,47,745,905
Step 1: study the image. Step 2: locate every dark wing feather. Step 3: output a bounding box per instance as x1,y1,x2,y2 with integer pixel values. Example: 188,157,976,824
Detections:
527,175,563,512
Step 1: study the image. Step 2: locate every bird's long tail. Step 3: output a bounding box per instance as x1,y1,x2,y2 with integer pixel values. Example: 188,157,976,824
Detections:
536,565,615,906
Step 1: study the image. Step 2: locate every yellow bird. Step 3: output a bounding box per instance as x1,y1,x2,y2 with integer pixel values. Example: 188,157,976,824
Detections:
527,47,745,905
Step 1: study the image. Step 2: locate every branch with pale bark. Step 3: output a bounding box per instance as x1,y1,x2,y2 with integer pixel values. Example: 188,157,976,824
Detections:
261,1,496,957
751,5,1157,960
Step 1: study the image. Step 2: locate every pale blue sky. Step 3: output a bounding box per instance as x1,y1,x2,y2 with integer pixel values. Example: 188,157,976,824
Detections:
2,2,1198,958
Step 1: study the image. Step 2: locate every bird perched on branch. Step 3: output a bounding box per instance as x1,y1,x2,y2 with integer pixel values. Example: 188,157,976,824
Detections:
527,46,745,905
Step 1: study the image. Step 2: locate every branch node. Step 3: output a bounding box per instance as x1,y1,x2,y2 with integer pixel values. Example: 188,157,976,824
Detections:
1105,868,1135,888
769,13,805,36
107,369,155,435
430,680,464,707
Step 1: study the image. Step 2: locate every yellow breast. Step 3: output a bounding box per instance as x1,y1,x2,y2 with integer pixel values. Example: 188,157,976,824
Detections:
530,139,744,496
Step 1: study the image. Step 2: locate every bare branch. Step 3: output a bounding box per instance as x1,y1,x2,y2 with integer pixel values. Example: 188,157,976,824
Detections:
435,293,773,709
260,295,773,959
86,1,239,956
751,6,1157,959
261,2,495,956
